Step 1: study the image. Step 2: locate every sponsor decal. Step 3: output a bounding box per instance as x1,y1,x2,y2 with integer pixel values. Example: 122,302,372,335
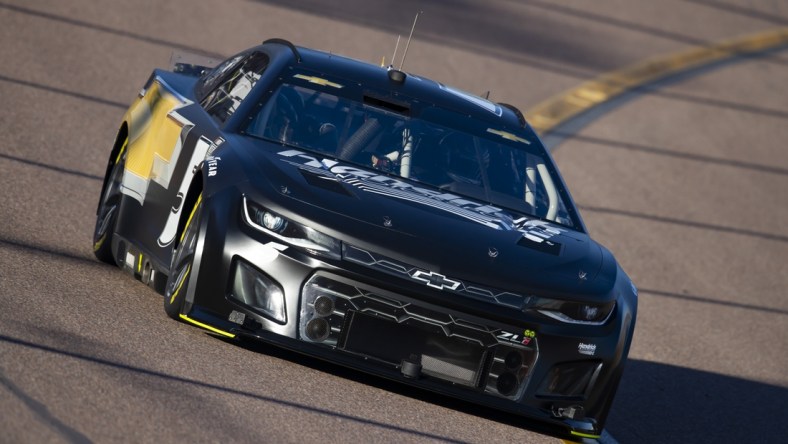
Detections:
278,149,567,239
206,155,221,177
522,329,536,345
293,73,344,89
578,342,597,356
519,219,563,241
486,128,530,144
516,219,563,255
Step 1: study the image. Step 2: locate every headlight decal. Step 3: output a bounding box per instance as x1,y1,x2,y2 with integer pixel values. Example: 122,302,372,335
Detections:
242,196,342,260
531,298,615,325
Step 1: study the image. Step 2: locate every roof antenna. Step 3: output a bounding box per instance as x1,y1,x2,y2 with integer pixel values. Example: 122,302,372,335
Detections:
399,11,422,70
390,35,401,68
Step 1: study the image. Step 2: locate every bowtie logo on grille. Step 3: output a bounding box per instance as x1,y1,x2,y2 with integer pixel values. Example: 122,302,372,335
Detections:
411,270,461,290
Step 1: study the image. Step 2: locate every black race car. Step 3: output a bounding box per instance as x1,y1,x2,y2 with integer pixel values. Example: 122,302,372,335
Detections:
93,38,637,441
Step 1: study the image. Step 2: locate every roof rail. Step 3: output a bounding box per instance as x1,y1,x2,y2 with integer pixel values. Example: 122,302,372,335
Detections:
263,38,302,63
499,102,526,128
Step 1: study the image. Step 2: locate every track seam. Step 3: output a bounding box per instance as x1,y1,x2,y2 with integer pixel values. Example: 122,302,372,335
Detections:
524,27,788,136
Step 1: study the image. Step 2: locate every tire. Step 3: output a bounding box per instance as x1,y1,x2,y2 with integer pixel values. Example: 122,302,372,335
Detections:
93,139,127,264
164,193,203,320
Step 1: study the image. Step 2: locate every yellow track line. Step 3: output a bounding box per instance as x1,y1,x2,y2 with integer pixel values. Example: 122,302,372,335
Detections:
524,27,788,135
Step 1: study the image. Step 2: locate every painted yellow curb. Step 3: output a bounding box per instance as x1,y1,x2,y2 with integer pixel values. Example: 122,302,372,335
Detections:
524,27,788,135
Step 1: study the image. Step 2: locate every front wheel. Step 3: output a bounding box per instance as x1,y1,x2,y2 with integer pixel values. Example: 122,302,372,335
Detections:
164,193,203,319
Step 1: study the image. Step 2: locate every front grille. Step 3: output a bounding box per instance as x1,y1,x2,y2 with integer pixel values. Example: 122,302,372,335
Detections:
343,244,528,309
298,273,537,398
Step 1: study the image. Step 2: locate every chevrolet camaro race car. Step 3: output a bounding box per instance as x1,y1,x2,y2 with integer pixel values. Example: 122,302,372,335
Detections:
93,38,637,441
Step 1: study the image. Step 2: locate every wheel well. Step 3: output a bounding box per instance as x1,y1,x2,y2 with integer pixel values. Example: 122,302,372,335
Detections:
173,172,204,251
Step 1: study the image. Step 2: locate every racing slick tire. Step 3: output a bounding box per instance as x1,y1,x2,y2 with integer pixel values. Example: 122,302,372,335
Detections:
164,193,203,320
93,137,127,264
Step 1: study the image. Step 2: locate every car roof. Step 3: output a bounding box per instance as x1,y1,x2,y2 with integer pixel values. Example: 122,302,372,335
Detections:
258,40,530,132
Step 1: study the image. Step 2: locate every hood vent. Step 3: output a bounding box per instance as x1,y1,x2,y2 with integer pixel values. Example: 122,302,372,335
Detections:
299,169,354,196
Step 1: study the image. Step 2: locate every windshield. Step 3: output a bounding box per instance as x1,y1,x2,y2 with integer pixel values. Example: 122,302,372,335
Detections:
242,78,577,228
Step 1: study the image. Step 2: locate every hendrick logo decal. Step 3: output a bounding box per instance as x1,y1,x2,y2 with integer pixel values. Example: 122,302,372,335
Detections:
578,342,597,356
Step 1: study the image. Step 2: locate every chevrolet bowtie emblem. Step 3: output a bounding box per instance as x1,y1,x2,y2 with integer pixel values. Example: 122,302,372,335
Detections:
411,270,461,290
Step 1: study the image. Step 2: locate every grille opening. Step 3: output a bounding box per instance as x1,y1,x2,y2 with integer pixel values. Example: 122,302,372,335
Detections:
340,310,485,387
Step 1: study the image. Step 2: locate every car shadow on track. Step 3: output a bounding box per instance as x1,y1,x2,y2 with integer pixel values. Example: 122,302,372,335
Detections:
228,337,566,440
232,337,788,443
607,359,788,443
0,332,472,443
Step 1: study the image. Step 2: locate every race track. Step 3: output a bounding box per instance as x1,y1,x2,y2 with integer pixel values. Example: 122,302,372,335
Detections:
1,1,786,442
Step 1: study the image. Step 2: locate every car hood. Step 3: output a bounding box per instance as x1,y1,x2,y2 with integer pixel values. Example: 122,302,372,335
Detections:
236,144,617,300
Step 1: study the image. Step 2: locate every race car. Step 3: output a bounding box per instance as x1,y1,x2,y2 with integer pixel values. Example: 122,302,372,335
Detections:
93,38,637,441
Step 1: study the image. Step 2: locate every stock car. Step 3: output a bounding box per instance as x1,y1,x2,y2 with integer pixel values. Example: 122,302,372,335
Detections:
93,38,637,441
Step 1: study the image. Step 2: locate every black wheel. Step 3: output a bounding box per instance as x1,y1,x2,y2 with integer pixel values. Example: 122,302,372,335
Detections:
164,193,203,319
93,140,126,264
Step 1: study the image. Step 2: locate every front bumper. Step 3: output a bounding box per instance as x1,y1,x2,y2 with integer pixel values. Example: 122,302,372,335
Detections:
182,191,635,441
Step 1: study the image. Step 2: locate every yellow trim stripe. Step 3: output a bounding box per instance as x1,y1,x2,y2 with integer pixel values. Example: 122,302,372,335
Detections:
169,264,190,304
114,137,128,164
569,430,601,439
179,314,236,338
137,253,142,273
524,27,788,135
93,232,106,251
293,73,344,89
487,128,530,144
180,194,202,244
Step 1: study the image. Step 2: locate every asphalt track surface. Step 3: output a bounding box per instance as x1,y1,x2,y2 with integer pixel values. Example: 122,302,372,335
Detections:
1,1,787,443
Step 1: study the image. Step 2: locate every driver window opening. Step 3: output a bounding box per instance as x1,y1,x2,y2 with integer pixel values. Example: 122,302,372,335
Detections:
201,52,270,124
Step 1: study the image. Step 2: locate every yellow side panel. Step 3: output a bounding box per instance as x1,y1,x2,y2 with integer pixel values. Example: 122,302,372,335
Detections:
124,82,185,182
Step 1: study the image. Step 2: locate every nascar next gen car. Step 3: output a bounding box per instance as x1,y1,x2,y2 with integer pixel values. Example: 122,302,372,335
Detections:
93,38,637,441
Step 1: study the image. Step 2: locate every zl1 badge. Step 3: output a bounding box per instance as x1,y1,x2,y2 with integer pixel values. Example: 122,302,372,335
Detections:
497,329,537,346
